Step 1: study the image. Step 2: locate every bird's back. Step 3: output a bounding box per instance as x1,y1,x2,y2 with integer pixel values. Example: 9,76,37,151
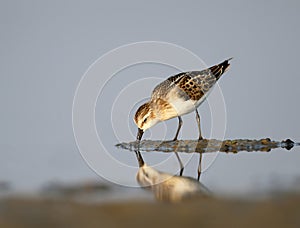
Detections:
152,58,232,102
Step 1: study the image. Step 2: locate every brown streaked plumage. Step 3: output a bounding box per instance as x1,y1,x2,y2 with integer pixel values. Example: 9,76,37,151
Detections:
134,58,232,141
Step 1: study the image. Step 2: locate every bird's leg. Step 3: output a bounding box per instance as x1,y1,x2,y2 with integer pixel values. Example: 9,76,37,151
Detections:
134,150,144,167
195,109,203,140
197,152,203,181
173,116,183,141
136,128,144,141
174,151,184,176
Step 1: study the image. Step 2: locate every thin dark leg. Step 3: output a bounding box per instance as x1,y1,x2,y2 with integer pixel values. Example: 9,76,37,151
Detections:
174,151,184,176
195,109,203,140
197,152,202,181
134,150,144,167
173,116,183,141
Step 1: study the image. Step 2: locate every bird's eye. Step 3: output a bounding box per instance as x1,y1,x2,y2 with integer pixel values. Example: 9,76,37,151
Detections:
143,117,148,123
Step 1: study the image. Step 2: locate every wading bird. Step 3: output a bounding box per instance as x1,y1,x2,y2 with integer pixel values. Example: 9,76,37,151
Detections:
134,58,232,141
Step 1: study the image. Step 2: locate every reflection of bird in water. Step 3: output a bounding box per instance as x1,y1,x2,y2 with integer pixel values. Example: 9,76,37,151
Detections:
134,58,232,141
135,150,210,202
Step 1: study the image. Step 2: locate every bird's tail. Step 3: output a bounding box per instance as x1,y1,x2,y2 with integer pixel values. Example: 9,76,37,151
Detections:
209,57,233,80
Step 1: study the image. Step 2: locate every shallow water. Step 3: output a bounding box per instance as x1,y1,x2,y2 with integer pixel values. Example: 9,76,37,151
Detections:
1,136,300,201
115,138,300,198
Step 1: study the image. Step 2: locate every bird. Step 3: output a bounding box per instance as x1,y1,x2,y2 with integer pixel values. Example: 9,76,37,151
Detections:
134,150,210,202
134,58,232,141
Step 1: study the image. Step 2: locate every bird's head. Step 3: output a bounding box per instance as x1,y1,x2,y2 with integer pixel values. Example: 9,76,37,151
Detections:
134,102,159,140
136,164,160,188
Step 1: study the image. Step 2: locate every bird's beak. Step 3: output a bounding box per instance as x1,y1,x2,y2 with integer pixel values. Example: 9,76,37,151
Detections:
136,128,144,141
135,128,144,167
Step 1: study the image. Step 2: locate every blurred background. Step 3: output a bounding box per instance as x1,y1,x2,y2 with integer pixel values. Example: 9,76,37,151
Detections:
1,1,300,225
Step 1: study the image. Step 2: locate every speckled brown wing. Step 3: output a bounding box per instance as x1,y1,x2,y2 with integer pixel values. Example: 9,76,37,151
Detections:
151,72,184,101
152,58,232,101
174,72,210,101
177,59,232,101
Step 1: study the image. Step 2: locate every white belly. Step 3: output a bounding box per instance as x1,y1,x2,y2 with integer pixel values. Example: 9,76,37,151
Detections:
168,95,206,116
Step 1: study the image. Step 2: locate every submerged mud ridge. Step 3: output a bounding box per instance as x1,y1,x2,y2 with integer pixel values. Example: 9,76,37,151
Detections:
116,138,297,154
